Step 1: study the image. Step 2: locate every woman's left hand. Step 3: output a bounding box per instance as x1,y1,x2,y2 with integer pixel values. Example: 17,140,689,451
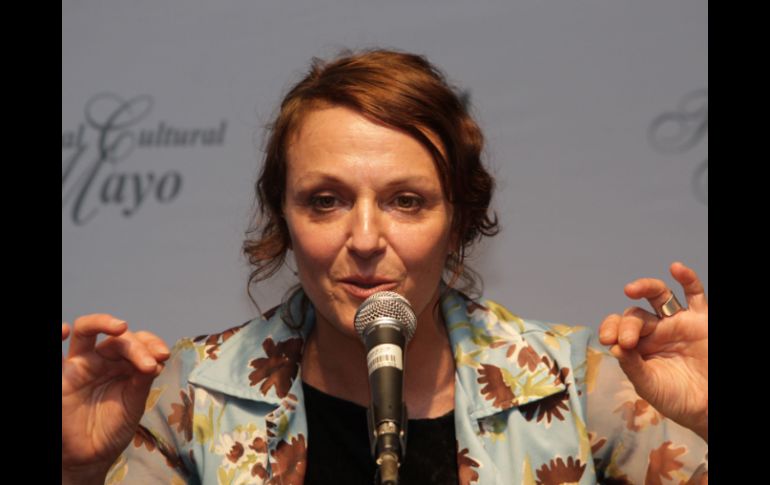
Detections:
598,261,708,442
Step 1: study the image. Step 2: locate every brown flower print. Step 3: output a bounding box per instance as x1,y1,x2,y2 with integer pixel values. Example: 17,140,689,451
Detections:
226,441,244,463
535,456,586,485
506,343,517,358
519,389,570,424
615,398,661,432
132,425,158,452
249,437,269,478
457,446,481,485
250,436,268,454
167,387,194,442
249,337,303,398
267,434,307,485
193,322,247,360
252,463,268,479
477,364,516,409
132,425,191,476
249,437,267,480
518,357,571,424
588,431,607,458
645,441,686,485
517,345,541,372
541,356,570,386
490,340,508,350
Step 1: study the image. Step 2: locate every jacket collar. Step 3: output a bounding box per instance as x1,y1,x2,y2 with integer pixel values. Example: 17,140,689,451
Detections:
188,291,315,407
188,288,566,418
442,290,567,420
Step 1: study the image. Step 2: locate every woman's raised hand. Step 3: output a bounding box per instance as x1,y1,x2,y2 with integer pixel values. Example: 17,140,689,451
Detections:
598,261,708,442
62,314,171,482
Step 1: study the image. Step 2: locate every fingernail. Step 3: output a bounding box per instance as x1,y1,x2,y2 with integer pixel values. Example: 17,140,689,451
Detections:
621,332,634,344
152,343,170,355
142,357,156,367
111,318,127,327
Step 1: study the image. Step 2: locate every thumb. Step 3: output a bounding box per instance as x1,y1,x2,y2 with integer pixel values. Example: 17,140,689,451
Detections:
609,346,661,413
609,345,650,384
123,364,163,421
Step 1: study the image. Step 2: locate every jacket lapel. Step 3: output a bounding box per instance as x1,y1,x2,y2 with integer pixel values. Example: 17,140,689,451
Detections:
188,291,315,483
443,290,568,484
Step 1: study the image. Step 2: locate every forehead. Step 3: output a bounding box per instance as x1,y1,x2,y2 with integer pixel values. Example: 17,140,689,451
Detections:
285,106,446,184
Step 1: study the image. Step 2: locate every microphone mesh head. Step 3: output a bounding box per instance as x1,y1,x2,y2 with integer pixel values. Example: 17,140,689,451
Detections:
354,291,417,343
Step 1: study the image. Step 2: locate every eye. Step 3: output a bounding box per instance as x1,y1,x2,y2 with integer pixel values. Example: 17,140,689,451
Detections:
393,195,423,211
309,194,338,211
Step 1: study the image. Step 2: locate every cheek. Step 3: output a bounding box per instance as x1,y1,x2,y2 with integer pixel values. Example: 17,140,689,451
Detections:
389,222,452,271
287,221,344,272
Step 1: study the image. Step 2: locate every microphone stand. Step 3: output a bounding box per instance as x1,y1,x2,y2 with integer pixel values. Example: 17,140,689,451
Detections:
367,403,407,485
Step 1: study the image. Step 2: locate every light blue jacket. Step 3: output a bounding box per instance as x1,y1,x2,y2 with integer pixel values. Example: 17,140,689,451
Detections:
107,289,707,484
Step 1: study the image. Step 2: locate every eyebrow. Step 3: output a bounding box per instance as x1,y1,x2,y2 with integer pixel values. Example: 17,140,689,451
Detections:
291,171,437,189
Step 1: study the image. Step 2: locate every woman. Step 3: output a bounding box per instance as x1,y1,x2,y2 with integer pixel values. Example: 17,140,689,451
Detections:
62,49,707,484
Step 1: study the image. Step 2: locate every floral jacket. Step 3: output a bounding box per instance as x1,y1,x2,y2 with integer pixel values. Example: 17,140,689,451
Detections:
106,289,708,485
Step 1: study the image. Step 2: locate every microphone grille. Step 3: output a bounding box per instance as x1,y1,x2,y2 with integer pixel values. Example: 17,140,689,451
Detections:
354,291,417,343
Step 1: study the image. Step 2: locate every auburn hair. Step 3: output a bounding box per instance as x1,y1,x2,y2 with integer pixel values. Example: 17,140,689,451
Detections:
243,48,499,311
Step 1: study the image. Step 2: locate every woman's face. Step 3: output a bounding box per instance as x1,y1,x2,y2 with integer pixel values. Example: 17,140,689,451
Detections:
283,106,454,341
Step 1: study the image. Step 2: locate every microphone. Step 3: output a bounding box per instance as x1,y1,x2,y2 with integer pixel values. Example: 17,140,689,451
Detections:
354,291,417,485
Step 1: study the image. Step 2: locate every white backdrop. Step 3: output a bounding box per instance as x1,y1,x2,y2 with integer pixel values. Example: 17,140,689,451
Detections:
62,0,707,350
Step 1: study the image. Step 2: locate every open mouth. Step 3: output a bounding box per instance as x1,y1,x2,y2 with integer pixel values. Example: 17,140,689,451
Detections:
354,282,381,289
340,279,398,298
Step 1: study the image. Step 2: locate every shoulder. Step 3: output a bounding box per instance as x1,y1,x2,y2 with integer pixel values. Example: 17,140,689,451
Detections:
448,291,603,389
145,305,290,402
167,303,287,367
459,292,596,353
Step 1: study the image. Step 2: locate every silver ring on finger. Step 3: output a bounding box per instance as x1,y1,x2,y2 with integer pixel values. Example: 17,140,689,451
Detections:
655,292,684,319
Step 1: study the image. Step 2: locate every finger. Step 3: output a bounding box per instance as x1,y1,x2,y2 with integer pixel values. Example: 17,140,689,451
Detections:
609,345,652,393
598,314,621,346
94,330,160,373
62,322,70,341
623,277,676,318
69,314,128,357
616,314,646,349
633,320,708,358
670,261,708,313
622,306,658,337
133,331,171,362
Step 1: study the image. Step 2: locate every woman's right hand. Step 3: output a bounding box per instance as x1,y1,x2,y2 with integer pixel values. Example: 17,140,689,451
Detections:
62,314,171,482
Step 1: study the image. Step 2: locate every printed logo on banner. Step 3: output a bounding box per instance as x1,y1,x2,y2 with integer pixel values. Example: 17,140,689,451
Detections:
62,94,227,226
647,88,708,205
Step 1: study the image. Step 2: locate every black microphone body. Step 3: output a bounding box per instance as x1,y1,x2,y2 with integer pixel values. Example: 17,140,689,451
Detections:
354,292,417,485
363,319,407,469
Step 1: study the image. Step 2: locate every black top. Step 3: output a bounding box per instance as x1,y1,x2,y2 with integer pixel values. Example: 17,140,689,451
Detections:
302,380,458,485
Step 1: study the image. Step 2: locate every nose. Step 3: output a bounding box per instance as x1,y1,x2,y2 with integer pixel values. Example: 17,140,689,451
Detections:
345,199,386,259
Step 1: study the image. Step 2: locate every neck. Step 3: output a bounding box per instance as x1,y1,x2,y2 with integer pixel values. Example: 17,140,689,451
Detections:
300,294,456,418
